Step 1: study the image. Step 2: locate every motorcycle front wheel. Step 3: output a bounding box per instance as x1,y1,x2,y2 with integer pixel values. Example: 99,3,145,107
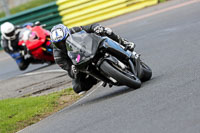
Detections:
139,61,152,82
100,60,141,89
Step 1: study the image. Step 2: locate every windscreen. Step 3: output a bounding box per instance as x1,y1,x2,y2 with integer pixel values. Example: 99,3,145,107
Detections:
19,28,31,41
19,28,37,42
66,31,99,65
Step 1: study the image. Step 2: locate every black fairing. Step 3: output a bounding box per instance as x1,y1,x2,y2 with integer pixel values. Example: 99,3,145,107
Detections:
66,31,103,69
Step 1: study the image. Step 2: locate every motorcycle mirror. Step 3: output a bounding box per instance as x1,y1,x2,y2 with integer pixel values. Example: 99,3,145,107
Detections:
34,21,40,26
41,24,46,27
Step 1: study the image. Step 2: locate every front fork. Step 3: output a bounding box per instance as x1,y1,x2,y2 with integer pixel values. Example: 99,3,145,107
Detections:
101,38,141,78
126,51,141,79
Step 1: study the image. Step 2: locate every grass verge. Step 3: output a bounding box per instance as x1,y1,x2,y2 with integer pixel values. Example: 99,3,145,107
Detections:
159,0,166,2
0,0,56,18
0,88,80,133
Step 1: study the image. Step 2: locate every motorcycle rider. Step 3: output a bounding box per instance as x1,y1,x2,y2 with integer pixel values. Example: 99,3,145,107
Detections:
0,22,30,70
50,23,135,94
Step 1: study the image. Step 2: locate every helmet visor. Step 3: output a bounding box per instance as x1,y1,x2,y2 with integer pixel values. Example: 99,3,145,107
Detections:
5,30,15,37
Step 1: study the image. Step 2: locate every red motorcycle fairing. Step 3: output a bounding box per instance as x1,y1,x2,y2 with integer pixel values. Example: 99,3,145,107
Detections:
18,25,54,62
26,26,46,50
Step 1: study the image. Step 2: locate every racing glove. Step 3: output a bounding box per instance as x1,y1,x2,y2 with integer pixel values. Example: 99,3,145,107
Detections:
19,44,31,59
93,25,113,35
71,65,79,78
121,38,135,51
93,25,104,34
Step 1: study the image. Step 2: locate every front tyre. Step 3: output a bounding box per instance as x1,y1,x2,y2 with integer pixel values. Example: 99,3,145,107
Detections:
140,61,152,82
100,61,141,89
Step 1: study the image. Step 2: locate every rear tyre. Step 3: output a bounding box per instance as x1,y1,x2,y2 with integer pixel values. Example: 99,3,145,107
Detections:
140,61,152,82
100,61,141,89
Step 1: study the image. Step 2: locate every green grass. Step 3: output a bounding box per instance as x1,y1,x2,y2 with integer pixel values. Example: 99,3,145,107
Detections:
0,0,56,18
159,0,166,2
0,88,80,133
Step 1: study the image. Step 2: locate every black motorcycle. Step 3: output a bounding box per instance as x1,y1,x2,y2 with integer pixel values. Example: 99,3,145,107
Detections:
66,31,152,89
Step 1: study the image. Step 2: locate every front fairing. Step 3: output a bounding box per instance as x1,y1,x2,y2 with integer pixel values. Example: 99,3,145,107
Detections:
18,28,31,42
18,26,46,50
66,31,99,66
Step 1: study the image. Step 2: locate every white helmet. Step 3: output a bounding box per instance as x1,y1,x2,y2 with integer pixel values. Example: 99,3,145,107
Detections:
1,22,16,40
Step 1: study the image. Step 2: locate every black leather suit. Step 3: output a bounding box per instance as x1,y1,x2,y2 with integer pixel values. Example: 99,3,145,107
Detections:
1,29,30,70
53,23,128,93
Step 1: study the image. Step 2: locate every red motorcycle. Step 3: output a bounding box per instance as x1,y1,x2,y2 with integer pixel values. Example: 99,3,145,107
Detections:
18,23,54,65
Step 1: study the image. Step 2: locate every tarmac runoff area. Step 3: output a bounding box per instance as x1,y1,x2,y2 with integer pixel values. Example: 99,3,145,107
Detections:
0,69,73,100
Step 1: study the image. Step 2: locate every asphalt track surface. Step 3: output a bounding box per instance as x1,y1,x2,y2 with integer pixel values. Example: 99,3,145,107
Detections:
0,51,59,81
1,0,199,132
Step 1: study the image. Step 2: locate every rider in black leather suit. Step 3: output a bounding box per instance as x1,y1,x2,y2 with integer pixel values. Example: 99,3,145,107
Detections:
0,22,30,70
51,23,135,94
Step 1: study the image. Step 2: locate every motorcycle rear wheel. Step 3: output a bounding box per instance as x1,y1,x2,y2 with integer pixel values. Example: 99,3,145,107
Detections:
100,60,141,89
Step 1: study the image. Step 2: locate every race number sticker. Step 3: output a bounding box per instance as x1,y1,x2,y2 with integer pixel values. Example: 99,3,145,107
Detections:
51,28,64,42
